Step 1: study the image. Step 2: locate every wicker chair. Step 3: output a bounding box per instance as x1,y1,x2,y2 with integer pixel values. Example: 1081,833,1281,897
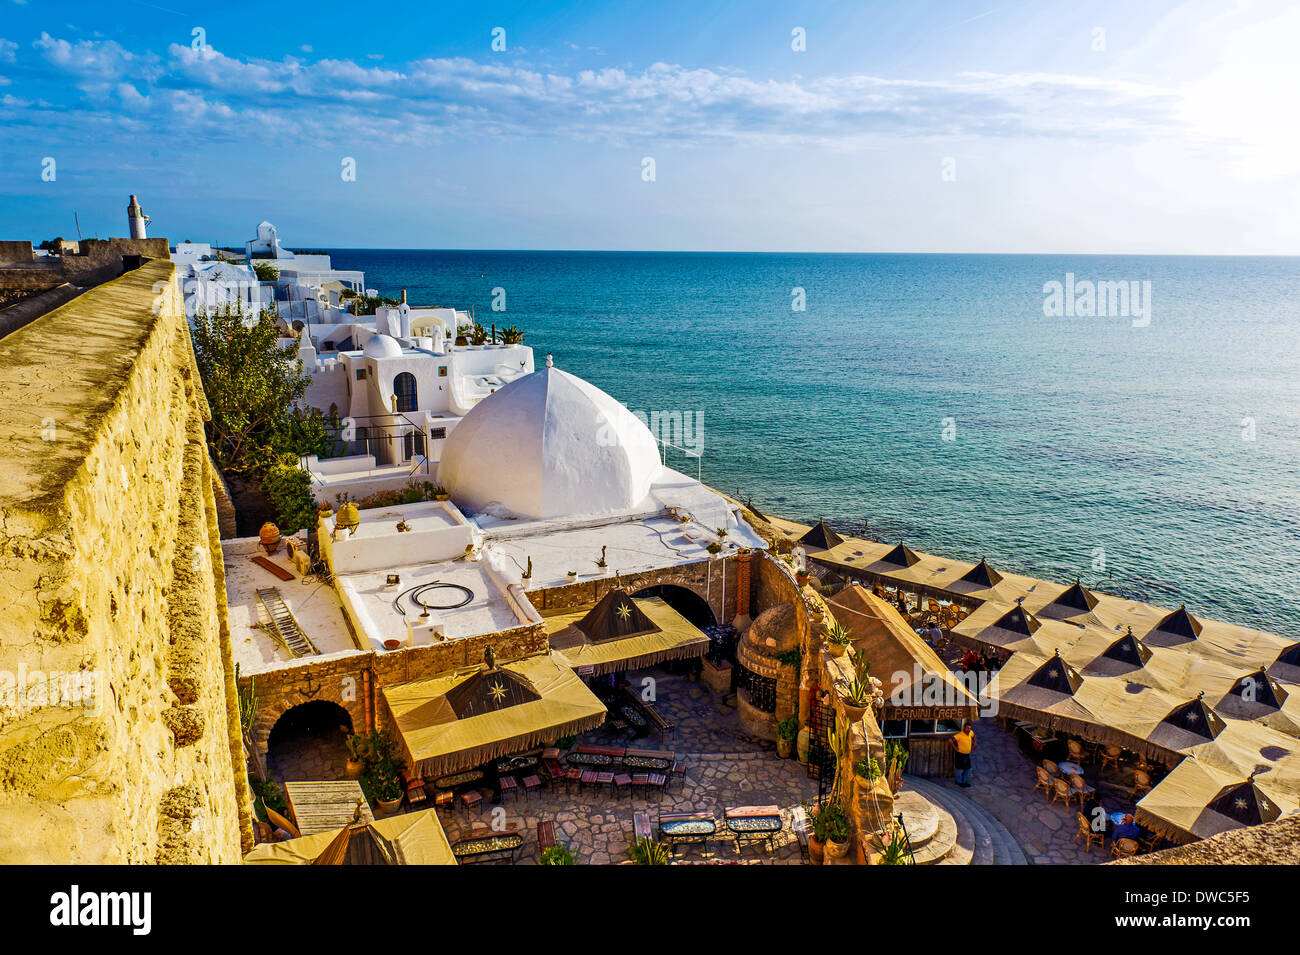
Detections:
1132,769,1153,799
1033,766,1054,799
1069,773,1097,801
1050,777,1075,807
1110,837,1139,860
1074,813,1103,852
1099,745,1123,771
1066,739,1087,763
1140,831,1163,853
1042,759,1060,777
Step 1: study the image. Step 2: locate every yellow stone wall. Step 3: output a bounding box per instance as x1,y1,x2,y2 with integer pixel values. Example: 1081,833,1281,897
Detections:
0,260,249,863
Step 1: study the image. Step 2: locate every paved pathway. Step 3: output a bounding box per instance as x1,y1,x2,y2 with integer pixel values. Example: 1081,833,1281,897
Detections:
438,669,820,864
922,718,1106,864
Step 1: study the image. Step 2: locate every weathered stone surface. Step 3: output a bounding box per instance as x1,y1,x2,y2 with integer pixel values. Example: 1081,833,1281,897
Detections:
0,260,247,863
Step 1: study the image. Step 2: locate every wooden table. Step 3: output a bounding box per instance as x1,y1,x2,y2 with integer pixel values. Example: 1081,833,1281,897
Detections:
284,780,374,836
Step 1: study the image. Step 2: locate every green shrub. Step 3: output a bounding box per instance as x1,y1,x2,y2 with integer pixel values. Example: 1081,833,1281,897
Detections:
540,845,575,865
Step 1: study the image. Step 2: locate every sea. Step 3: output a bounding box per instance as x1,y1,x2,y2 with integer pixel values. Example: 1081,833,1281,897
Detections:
326,250,1300,639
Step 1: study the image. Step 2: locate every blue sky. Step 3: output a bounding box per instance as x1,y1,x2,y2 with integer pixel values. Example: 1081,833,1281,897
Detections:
1,0,1297,251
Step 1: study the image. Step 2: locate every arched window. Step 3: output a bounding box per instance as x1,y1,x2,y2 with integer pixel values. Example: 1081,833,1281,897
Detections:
393,372,418,413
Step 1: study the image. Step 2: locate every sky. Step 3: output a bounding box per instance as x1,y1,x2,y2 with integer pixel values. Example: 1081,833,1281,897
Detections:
1,0,1298,252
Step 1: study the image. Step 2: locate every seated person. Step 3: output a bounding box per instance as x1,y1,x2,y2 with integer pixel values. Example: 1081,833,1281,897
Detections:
1112,814,1141,842
956,649,980,671
926,624,944,647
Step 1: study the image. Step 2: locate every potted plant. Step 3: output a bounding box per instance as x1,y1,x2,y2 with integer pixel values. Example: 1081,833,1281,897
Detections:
371,770,404,815
629,838,671,865
540,844,576,865
804,801,826,864
885,739,910,794
344,734,365,779
706,542,722,555
395,520,410,533
567,570,577,580
822,801,852,859
776,717,799,758
432,485,451,502
878,827,910,865
854,755,882,788
840,675,873,720
824,621,853,658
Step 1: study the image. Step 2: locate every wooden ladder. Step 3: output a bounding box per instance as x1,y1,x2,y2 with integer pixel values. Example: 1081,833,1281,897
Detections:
256,587,319,657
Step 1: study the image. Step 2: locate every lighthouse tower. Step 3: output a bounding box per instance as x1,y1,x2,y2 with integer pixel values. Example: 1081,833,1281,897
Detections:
127,194,150,239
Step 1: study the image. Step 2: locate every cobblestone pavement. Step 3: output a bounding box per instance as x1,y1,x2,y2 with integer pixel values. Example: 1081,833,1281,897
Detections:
923,718,1119,864
264,668,1127,865
438,668,821,864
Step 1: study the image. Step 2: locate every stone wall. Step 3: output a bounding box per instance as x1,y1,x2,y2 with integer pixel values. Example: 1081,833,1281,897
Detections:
527,556,739,626
0,259,249,863
242,623,548,761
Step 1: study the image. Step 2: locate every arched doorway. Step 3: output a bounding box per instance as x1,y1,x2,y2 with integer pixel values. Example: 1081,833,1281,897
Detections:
632,584,716,630
394,372,418,413
267,700,354,782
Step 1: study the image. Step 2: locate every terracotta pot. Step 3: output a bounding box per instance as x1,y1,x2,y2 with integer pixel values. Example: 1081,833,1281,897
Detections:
842,703,869,721
856,841,869,866
825,836,852,859
827,643,848,658
344,759,364,780
377,797,403,816
808,836,825,865
777,737,794,758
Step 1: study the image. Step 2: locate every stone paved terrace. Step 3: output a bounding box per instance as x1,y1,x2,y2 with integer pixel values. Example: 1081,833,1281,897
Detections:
922,717,1117,864
439,669,820,864
265,667,1128,864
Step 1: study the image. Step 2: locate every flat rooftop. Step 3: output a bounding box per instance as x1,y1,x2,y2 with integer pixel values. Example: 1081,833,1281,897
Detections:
483,515,732,590
338,559,527,651
222,538,361,674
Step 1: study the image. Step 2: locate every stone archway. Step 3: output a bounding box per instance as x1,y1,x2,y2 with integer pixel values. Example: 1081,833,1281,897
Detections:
632,583,718,630
266,699,354,782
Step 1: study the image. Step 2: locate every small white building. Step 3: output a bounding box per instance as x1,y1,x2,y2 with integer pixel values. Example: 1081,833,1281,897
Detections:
246,221,364,294
298,331,534,497
171,242,274,321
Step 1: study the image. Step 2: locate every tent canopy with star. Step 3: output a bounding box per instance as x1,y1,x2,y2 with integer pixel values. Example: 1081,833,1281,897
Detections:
544,590,711,677
382,649,607,779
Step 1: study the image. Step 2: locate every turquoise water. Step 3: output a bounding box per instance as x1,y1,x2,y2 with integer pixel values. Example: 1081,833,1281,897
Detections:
328,251,1300,639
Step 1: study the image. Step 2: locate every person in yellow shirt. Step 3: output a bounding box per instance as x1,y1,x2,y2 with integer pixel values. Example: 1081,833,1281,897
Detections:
950,722,977,787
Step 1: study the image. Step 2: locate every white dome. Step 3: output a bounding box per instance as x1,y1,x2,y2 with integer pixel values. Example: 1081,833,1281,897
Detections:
362,333,403,359
439,367,663,520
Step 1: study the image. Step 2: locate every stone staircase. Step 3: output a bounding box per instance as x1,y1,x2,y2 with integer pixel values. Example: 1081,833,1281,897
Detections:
894,775,1029,865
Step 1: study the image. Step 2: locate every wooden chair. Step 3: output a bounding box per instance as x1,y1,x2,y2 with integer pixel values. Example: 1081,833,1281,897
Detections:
1099,745,1122,771
1042,759,1060,777
522,774,543,801
537,820,557,855
1033,766,1054,798
1139,831,1163,853
1110,837,1139,860
1050,777,1075,807
1074,813,1102,852
613,773,632,799
460,789,482,814
498,775,519,802
1069,774,1097,801
1132,768,1153,799
1066,739,1087,763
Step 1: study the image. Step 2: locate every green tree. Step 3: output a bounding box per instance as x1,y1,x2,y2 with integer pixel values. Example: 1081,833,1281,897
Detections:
251,261,280,282
261,456,318,534
192,305,312,474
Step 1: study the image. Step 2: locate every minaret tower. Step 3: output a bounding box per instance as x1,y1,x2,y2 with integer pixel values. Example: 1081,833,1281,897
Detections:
127,194,150,239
